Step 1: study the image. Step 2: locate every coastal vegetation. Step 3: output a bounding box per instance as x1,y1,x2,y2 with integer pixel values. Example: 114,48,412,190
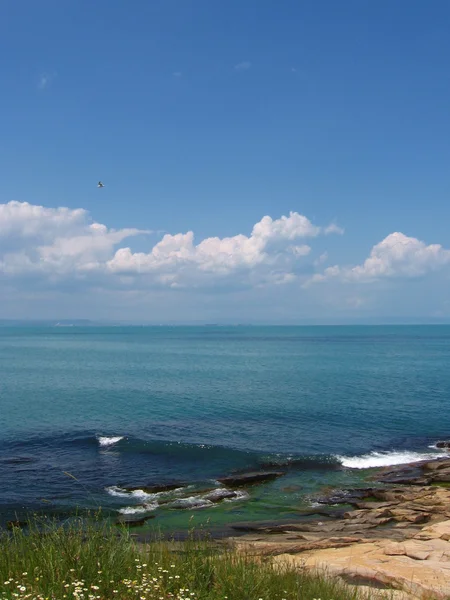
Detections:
0,518,365,600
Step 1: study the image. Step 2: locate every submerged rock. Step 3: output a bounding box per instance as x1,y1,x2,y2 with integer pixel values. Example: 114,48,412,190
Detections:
217,471,285,487
116,514,156,527
123,483,183,494
203,489,239,502
435,441,450,449
316,488,378,506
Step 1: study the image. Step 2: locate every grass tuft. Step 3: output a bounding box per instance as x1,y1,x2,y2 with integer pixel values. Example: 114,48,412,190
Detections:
0,517,379,599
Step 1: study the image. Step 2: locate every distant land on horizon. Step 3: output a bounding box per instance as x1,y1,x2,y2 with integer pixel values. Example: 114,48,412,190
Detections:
0,318,450,327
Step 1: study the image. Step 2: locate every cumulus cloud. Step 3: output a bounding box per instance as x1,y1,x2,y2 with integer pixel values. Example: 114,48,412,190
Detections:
0,201,145,277
107,212,332,288
309,232,450,284
0,202,340,292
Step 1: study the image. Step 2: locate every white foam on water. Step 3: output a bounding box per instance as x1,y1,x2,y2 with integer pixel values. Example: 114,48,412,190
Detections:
118,503,158,515
337,450,448,469
172,487,190,495
98,436,124,447
106,486,158,501
168,496,214,510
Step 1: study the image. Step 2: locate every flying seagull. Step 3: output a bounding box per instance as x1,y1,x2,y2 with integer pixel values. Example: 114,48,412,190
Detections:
97,181,104,188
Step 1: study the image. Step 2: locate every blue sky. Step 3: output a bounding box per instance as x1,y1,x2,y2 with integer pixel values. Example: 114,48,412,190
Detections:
1,0,450,322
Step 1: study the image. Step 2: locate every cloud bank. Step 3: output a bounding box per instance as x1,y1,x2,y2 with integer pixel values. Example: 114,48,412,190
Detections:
1,200,449,321
0,202,340,291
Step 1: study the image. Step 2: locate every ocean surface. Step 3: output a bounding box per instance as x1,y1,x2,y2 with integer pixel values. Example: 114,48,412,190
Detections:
1,325,449,534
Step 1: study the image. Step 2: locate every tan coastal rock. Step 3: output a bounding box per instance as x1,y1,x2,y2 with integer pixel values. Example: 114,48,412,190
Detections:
232,476,450,599
274,534,450,599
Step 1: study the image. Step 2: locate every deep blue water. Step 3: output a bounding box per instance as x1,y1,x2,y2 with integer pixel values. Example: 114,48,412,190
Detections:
1,325,449,531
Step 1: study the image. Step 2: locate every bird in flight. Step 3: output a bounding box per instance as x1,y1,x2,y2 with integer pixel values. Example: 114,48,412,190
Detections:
97,181,105,188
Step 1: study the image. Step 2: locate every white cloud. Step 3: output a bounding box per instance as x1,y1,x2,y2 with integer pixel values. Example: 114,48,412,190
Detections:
0,202,339,292
0,201,145,276
2,202,450,322
324,223,344,235
106,212,333,288
309,231,450,284
234,61,251,71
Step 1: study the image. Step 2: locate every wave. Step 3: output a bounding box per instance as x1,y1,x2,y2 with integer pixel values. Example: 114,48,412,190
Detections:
98,436,124,447
106,486,159,501
118,503,158,515
337,450,448,469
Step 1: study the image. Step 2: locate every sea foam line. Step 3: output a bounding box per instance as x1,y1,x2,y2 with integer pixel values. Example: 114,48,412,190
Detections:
337,450,448,469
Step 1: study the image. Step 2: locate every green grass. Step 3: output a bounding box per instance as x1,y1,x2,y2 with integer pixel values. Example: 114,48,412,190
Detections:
0,517,376,600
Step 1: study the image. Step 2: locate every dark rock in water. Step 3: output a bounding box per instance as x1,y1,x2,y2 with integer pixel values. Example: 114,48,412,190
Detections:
258,458,340,472
316,488,378,506
376,464,429,485
436,441,450,449
203,489,239,503
217,471,285,487
116,515,156,527
124,483,183,494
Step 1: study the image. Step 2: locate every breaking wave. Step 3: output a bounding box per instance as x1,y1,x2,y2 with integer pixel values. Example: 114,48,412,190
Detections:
97,436,124,447
106,486,159,501
337,450,448,469
118,503,158,515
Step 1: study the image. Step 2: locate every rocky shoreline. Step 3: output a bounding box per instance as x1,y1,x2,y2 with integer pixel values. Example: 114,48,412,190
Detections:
228,456,450,599
6,451,450,597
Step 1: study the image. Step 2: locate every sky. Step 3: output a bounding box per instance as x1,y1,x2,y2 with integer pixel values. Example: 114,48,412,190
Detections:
1,0,450,323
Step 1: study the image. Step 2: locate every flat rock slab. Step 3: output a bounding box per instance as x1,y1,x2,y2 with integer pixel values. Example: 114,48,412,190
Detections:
274,533,450,600
217,471,285,487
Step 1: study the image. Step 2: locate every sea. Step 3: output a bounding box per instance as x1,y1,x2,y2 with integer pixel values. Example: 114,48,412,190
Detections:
1,325,449,535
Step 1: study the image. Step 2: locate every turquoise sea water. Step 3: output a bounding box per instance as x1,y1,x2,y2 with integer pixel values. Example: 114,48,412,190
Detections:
1,325,449,533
